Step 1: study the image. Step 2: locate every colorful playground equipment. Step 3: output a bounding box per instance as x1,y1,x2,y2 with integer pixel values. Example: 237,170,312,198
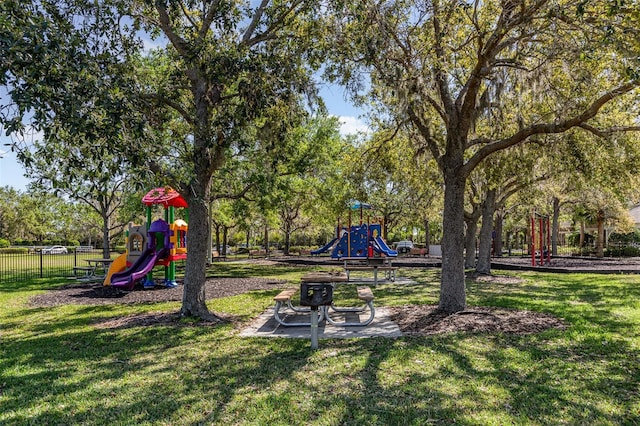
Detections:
531,211,551,266
312,201,398,259
104,188,188,290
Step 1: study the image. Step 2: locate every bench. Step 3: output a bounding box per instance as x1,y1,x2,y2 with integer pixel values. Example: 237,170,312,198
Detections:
273,288,324,327
73,265,96,278
357,286,374,302
249,249,267,258
325,286,376,326
409,247,427,257
211,250,227,261
344,265,398,284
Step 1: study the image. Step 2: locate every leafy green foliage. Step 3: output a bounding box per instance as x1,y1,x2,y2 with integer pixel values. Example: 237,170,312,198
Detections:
609,229,640,244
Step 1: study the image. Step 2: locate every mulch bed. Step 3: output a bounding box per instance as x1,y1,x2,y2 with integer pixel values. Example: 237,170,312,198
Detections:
28,277,289,308
387,305,566,335
28,267,568,335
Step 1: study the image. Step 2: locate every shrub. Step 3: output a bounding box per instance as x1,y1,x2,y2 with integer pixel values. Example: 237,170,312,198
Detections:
288,246,313,255
605,246,640,257
0,247,29,254
608,230,640,245
567,232,595,247
0,238,9,248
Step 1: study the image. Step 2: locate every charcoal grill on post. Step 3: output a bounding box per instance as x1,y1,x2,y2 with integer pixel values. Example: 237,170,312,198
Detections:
300,282,333,350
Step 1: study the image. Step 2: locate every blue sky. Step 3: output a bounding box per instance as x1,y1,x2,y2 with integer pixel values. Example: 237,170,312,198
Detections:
0,84,368,192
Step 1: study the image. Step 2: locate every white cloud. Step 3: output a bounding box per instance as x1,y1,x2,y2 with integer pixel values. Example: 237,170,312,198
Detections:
337,116,370,136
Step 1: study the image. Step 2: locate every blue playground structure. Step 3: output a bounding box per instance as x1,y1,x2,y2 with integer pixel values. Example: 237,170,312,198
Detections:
312,201,397,259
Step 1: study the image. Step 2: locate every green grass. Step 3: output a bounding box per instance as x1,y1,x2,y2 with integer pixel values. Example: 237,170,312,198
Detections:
1,265,639,425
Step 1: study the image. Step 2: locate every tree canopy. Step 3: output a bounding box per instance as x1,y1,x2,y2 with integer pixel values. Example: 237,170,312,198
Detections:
326,0,640,312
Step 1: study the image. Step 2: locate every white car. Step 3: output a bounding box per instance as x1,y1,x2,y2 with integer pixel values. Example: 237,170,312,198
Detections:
394,240,414,254
42,245,68,255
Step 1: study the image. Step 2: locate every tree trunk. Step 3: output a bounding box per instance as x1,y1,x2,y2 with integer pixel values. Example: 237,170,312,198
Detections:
423,217,430,255
181,189,217,320
214,224,221,254
101,214,110,259
464,207,481,269
476,189,496,275
552,197,560,257
493,209,504,258
284,224,291,255
206,202,213,263
264,224,269,257
464,219,477,269
596,209,605,258
439,169,467,313
383,214,390,241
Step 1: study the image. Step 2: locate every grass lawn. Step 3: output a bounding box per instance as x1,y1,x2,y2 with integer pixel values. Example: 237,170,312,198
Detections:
1,264,639,425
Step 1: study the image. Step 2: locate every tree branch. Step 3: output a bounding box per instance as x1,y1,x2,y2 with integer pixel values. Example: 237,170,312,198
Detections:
198,0,222,39
407,104,443,171
155,1,192,58
242,0,306,48
140,93,195,125
463,80,640,175
578,123,640,138
431,3,455,117
242,0,270,44
178,0,198,30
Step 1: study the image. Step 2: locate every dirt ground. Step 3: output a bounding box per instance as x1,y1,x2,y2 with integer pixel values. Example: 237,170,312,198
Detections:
27,260,576,335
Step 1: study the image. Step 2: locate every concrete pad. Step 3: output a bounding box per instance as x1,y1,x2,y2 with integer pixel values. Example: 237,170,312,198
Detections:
239,306,403,339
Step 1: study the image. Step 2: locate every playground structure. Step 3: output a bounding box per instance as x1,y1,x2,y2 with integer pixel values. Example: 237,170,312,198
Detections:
104,188,188,290
531,211,551,266
312,201,398,259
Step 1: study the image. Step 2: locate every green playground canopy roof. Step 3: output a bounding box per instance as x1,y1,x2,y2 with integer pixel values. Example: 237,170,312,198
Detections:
349,200,372,210
142,187,188,208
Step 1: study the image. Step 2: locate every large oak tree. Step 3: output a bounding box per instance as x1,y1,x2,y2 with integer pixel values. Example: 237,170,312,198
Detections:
328,0,640,312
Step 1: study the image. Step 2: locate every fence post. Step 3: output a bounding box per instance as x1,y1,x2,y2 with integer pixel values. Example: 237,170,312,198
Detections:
39,250,44,278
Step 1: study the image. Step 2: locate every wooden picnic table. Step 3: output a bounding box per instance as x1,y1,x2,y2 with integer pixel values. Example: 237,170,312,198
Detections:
85,258,114,276
339,257,397,284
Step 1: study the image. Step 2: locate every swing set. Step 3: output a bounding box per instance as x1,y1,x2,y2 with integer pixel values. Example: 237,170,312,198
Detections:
531,211,551,266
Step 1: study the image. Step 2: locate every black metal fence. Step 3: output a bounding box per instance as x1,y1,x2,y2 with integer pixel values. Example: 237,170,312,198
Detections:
0,249,107,284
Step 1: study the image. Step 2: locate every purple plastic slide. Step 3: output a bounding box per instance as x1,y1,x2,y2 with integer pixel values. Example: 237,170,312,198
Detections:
110,247,168,290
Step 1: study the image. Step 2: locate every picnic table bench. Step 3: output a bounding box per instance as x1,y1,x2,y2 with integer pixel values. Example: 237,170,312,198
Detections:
249,249,267,258
73,258,114,281
272,272,376,328
273,287,326,327
211,250,227,261
73,265,96,278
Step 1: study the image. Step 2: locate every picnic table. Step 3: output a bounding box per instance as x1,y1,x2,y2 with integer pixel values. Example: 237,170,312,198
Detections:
273,271,376,328
340,256,398,285
272,271,377,349
73,258,114,280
